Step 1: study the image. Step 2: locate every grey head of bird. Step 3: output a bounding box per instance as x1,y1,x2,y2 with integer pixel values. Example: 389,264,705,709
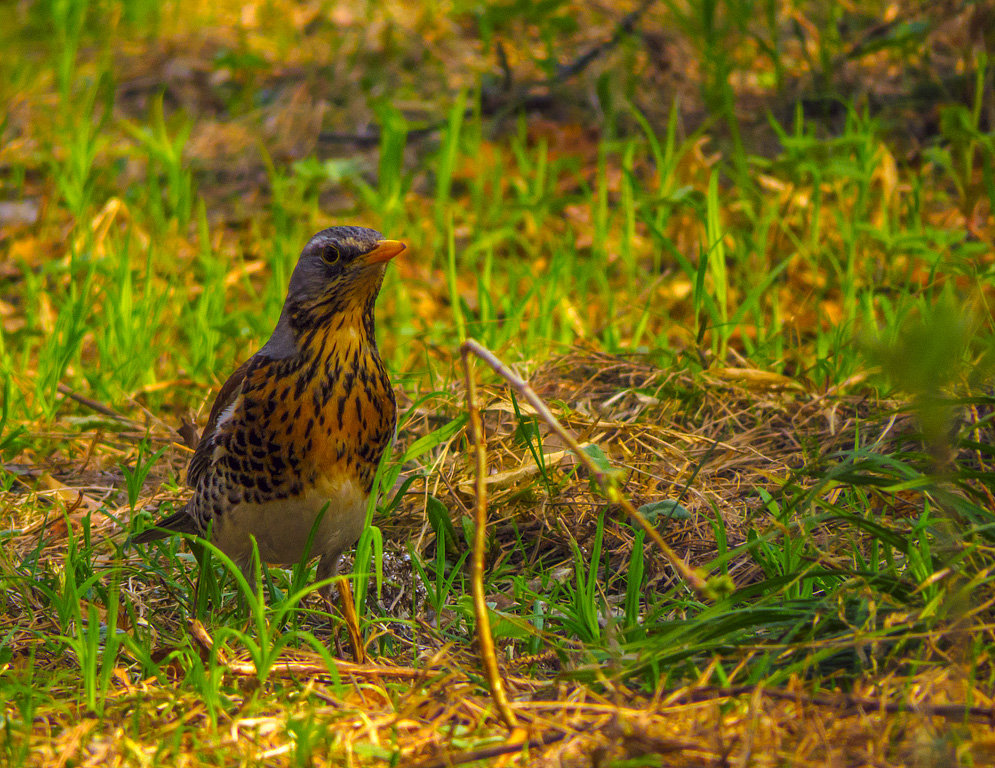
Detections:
261,226,406,358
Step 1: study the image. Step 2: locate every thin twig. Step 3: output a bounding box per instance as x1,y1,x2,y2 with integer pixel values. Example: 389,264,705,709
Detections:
460,344,520,730
57,383,139,425
460,339,716,599
224,657,444,680
552,0,654,84
483,0,655,126
411,731,566,768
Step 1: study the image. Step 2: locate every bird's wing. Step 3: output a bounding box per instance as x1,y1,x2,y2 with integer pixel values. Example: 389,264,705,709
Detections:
186,357,253,488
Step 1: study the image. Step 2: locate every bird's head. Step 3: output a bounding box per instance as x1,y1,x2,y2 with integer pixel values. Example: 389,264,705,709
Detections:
260,227,405,358
284,226,406,324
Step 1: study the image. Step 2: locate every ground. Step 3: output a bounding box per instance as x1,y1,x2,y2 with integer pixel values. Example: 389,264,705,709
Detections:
1,1,994,765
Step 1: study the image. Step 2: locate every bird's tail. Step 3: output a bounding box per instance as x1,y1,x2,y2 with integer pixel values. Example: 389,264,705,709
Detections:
128,505,200,546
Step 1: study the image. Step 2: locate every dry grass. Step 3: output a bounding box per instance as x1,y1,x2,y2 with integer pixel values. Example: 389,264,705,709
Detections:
5,352,992,765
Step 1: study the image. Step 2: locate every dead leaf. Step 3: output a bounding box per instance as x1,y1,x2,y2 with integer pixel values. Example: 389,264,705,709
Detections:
709,367,804,391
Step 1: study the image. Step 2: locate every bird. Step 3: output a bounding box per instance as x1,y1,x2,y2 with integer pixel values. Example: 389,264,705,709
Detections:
132,226,405,656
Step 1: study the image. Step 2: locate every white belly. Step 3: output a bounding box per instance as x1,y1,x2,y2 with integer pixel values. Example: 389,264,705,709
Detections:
211,480,368,568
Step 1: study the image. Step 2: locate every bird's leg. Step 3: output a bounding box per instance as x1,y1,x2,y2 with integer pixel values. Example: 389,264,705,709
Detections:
317,554,366,663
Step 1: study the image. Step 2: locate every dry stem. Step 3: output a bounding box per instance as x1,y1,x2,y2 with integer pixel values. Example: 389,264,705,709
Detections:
460,342,520,730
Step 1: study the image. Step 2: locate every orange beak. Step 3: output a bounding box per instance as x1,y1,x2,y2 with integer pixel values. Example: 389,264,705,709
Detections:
365,240,407,264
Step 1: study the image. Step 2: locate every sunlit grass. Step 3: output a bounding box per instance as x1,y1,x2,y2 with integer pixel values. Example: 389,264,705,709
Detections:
2,0,994,764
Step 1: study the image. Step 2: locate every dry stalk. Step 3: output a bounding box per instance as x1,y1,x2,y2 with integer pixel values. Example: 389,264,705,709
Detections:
460,342,521,730
460,339,716,599
410,731,566,768
338,578,367,664
223,658,433,679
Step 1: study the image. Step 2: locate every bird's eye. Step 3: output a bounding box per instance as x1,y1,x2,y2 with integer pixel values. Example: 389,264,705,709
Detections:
321,244,341,265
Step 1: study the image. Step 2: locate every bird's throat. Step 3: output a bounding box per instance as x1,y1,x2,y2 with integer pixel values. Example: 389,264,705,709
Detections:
289,311,394,492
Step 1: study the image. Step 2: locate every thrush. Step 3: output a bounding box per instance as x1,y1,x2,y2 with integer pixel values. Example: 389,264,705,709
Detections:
133,226,404,651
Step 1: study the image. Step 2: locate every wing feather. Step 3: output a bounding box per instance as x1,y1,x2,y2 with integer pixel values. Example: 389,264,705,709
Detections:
186,358,253,488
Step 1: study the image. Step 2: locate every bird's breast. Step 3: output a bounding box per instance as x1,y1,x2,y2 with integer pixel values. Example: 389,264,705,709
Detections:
212,480,369,566
248,328,396,497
